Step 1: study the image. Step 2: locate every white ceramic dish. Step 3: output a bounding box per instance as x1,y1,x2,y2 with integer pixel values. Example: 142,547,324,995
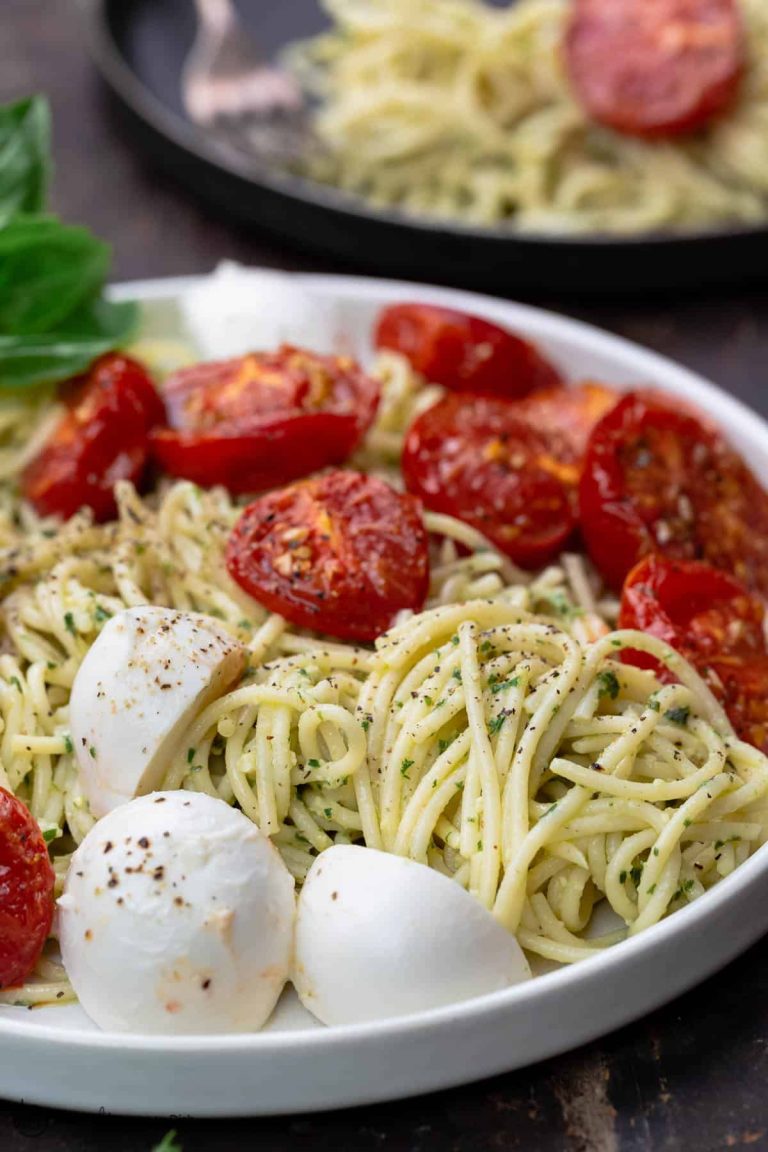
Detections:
3,271,768,1118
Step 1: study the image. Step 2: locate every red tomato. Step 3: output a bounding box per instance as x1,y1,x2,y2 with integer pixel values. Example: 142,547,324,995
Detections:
21,354,164,522
514,382,620,487
706,657,768,755
565,0,744,138
579,391,768,594
402,394,576,568
0,789,55,989
150,347,380,494
619,554,766,667
620,555,768,751
374,304,563,398
226,470,429,641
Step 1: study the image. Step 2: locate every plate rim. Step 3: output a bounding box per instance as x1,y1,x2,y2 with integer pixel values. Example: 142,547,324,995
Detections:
3,268,768,1115
77,0,768,253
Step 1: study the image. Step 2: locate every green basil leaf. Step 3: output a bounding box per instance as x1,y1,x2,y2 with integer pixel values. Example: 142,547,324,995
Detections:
0,216,110,335
0,96,50,224
0,298,139,389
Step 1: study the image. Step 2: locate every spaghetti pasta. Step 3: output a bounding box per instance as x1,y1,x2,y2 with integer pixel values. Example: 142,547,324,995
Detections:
286,0,768,234
1,344,767,1008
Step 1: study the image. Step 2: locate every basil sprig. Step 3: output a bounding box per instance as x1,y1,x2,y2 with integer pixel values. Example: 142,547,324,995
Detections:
0,95,138,390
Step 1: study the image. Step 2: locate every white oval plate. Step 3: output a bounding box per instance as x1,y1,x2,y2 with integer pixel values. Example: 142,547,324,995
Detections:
3,271,768,1118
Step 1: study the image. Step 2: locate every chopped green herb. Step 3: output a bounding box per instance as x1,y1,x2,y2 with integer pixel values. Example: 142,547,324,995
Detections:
653,847,659,857
491,676,519,695
619,870,627,884
455,780,464,792
323,808,333,819
297,668,311,679
400,758,414,779
42,826,60,844
488,714,506,736
538,589,583,620
63,734,73,755
544,802,559,817
64,611,76,635
630,864,643,887
9,675,21,692
597,670,620,700
451,635,460,646
307,758,321,768
423,695,434,706
611,639,623,648
479,640,493,654
93,604,112,623
648,694,661,713
89,745,97,759
664,705,690,726
186,748,196,764
452,668,462,683
360,717,371,732
647,884,657,896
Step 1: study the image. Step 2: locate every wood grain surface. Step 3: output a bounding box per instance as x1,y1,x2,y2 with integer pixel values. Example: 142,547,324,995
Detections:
2,2,768,1149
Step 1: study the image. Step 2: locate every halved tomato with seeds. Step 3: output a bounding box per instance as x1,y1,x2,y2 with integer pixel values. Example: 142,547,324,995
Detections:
580,391,768,593
151,346,380,494
21,354,164,522
226,470,429,641
374,303,563,399
0,788,55,989
620,555,768,752
402,393,584,568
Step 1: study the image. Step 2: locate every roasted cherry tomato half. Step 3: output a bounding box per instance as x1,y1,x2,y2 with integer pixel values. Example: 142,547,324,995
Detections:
513,382,620,487
565,0,744,138
226,470,429,641
374,304,563,399
0,788,55,990
579,391,768,594
402,393,576,568
620,555,768,752
619,554,766,668
150,347,380,494
21,354,164,523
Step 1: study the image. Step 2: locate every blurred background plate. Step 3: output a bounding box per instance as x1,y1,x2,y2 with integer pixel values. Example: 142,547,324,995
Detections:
81,0,768,296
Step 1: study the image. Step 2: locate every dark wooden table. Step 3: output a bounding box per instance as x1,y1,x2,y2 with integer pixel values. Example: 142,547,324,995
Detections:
4,2,768,1149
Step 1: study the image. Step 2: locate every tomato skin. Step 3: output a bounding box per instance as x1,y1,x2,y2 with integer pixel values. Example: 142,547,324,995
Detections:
706,657,768,755
374,304,563,399
226,470,429,641
514,382,620,487
150,347,380,494
619,554,766,669
565,0,744,138
402,393,577,568
0,789,55,989
21,354,164,523
579,391,768,593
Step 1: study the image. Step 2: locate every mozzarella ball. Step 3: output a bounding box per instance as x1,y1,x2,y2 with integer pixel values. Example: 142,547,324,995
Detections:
58,792,295,1034
69,606,245,818
294,846,531,1026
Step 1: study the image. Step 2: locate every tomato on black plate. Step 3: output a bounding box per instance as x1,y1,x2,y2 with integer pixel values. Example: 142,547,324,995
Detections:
579,391,768,594
151,347,380,494
620,554,768,752
374,303,563,398
565,0,744,138
0,788,55,990
226,470,429,642
21,354,164,522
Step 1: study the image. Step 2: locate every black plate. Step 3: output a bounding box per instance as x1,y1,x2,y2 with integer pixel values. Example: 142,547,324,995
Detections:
82,0,768,295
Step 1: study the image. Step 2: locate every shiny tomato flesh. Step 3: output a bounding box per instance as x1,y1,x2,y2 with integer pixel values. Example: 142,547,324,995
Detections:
374,304,563,398
620,555,768,752
579,391,768,594
21,354,164,522
565,0,744,137
226,470,429,641
0,789,55,989
513,382,620,487
150,347,380,495
401,389,621,567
